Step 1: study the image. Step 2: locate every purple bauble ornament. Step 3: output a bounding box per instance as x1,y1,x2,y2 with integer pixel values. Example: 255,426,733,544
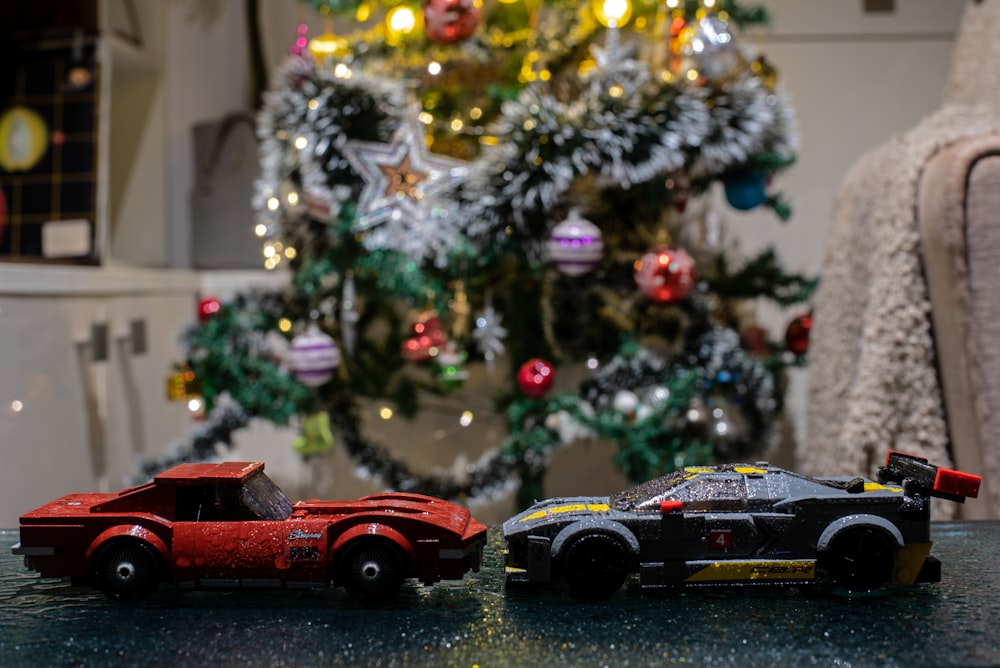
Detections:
288,325,340,387
547,210,604,276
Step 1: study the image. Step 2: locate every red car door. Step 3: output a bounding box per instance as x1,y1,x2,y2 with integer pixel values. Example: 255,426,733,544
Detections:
171,518,329,588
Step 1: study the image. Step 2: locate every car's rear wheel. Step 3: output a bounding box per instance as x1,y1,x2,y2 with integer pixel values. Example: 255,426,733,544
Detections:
338,539,405,600
824,526,895,592
93,539,161,601
562,532,630,599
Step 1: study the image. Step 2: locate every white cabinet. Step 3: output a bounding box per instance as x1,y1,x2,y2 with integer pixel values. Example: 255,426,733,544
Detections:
0,266,199,527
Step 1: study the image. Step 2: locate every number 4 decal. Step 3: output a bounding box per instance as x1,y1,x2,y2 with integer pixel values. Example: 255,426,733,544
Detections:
709,529,732,550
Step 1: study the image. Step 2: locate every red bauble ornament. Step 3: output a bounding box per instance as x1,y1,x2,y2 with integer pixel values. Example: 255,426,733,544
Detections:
633,247,696,304
517,358,555,398
198,297,222,323
401,312,448,362
423,0,481,44
785,313,813,356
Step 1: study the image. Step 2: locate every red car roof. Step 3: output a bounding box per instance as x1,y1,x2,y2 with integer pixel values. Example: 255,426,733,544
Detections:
153,461,264,485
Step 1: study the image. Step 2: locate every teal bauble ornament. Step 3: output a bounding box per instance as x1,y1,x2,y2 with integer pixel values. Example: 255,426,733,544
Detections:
724,171,767,211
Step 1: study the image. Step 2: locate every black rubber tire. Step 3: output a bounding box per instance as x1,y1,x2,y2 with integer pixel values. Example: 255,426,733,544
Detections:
562,532,630,599
824,526,895,592
338,539,406,601
93,540,161,601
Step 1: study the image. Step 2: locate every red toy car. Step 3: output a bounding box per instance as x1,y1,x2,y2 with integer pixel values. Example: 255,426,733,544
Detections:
12,462,487,601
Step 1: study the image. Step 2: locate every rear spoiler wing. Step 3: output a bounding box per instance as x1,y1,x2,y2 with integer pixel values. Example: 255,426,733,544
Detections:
877,450,981,503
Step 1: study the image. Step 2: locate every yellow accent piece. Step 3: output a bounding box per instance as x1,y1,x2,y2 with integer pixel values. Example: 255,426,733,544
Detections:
684,560,816,583
683,466,768,475
519,502,610,522
863,482,903,493
892,542,932,585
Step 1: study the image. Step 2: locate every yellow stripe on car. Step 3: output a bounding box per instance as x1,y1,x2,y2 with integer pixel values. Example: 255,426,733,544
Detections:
863,482,903,493
518,502,610,522
683,466,769,475
684,559,816,583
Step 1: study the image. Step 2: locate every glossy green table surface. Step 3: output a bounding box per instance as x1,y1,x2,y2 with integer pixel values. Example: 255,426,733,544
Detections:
1,523,997,667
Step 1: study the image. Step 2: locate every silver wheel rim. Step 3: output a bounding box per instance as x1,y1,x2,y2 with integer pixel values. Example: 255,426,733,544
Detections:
360,560,382,582
116,561,136,582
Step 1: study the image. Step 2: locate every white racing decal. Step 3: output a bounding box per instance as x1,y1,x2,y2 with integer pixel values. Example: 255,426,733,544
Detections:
288,529,323,540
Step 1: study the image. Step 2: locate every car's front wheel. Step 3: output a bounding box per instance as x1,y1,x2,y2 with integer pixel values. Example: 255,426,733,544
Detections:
93,539,161,601
561,532,630,599
338,539,406,600
823,526,895,592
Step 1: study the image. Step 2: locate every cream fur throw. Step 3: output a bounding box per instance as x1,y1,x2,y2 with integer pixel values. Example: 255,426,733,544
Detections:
803,1,1000,519
803,105,1000,518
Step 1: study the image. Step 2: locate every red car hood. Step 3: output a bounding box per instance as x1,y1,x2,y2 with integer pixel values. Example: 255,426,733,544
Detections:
293,492,482,537
20,493,120,521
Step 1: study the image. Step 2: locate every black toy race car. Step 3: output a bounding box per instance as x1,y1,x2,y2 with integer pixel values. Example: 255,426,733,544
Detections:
503,451,980,598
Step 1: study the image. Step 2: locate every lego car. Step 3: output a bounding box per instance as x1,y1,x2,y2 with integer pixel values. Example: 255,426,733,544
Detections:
503,451,981,598
12,462,487,602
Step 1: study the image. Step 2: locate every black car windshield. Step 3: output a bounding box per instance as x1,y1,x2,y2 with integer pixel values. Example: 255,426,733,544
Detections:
239,473,294,520
610,471,689,511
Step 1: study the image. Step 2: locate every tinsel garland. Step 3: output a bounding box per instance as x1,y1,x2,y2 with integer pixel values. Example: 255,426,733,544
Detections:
255,56,406,240
256,37,797,265
459,47,797,259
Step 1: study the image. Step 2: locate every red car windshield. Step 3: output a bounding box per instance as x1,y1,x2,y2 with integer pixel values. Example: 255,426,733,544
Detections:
240,473,294,520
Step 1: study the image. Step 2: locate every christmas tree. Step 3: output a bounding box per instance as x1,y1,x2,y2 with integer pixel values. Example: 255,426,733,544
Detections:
151,0,815,508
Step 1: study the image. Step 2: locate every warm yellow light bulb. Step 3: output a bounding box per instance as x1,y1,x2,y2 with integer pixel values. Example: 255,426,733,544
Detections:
593,0,632,27
308,32,350,60
386,6,418,44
